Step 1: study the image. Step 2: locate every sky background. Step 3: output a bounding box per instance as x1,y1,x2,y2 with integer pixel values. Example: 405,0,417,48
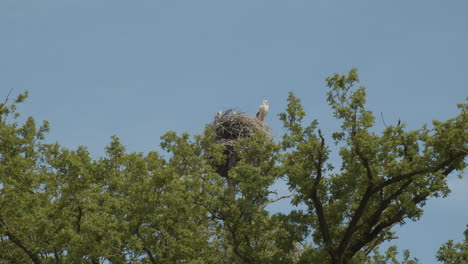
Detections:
1,1,467,262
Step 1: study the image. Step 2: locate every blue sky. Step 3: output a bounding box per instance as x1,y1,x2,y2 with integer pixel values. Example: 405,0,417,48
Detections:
1,1,467,262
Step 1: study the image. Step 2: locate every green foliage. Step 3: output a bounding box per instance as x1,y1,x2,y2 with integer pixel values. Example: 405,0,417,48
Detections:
0,70,466,264
278,69,466,263
360,246,420,264
436,226,468,264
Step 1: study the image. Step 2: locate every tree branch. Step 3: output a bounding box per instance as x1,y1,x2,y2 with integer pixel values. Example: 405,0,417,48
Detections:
143,246,158,264
336,185,374,260
343,153,461,261
336,137,375,260
76,206,83,233
367,179,413,229
2,88,14,106
311,130,334,255
226,221,254,263
363,223,398,256
377,152,465,191
0,218,42,264
342,178,414,259
259,193,294,211
355,147,373,181
54,248,60,264
346,191,429,259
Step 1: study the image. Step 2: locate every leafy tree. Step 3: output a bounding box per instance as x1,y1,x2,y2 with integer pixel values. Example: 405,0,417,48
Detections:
0,93,218,263
203,131,296,264
363,246,420,264
436,226,468,264
278,69,467,263
0,91,51,264
0,68,466,263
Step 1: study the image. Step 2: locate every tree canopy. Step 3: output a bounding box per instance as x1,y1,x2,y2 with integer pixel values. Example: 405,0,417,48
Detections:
0,70,466,263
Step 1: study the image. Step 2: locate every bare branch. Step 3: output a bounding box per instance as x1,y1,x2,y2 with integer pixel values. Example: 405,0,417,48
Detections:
259,193,295,211
3,88,14,105
380,112,388,128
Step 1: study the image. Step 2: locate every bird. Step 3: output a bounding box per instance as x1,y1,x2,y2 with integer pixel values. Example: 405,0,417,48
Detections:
256,100,269,121
215,111,222,120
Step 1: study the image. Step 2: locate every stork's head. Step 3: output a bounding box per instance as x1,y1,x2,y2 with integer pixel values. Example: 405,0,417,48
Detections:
263,100,268,106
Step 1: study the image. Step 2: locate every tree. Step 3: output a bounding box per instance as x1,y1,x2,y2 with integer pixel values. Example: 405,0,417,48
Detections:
278,69,467,263
0,93,218,263
436,226,468,264
0,91,50,264
0,69,466,263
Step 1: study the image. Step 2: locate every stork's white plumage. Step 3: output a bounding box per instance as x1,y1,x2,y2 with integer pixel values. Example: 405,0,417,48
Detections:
256,100,269,121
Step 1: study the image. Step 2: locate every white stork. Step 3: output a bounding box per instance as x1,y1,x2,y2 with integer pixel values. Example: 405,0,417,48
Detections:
256,100,269,121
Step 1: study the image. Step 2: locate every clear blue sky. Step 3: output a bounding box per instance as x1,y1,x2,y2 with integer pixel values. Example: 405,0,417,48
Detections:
1,1,467,262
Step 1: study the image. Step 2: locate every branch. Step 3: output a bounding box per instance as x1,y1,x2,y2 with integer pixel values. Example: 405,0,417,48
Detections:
371,192,427,238
54,248,60,264
259,193,295,211
336,134,376,259
143,246,158,264
344,151,465,260
2,88,14,106
226,221,254,263
363,223,398,256
76,206,83,233
366,179,413,229
342,152,462,260
395,124,414,163
336,185,374,259
346,191,428,259
377,151,466,191
311,130,334,253
0,88,14,123
356,146,373,180
380,112,388,128
342,178,414,259
0,218,42,264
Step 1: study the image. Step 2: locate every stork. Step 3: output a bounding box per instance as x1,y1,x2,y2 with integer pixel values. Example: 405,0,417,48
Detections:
215,111,222,120
256,100,269,121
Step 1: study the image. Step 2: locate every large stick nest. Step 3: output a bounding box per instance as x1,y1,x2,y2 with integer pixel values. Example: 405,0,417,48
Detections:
209,110,272,190
210,110,272,143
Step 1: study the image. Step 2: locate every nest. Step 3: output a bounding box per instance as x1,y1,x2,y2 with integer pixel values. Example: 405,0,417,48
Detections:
211,110,272,142
209,110,272,179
